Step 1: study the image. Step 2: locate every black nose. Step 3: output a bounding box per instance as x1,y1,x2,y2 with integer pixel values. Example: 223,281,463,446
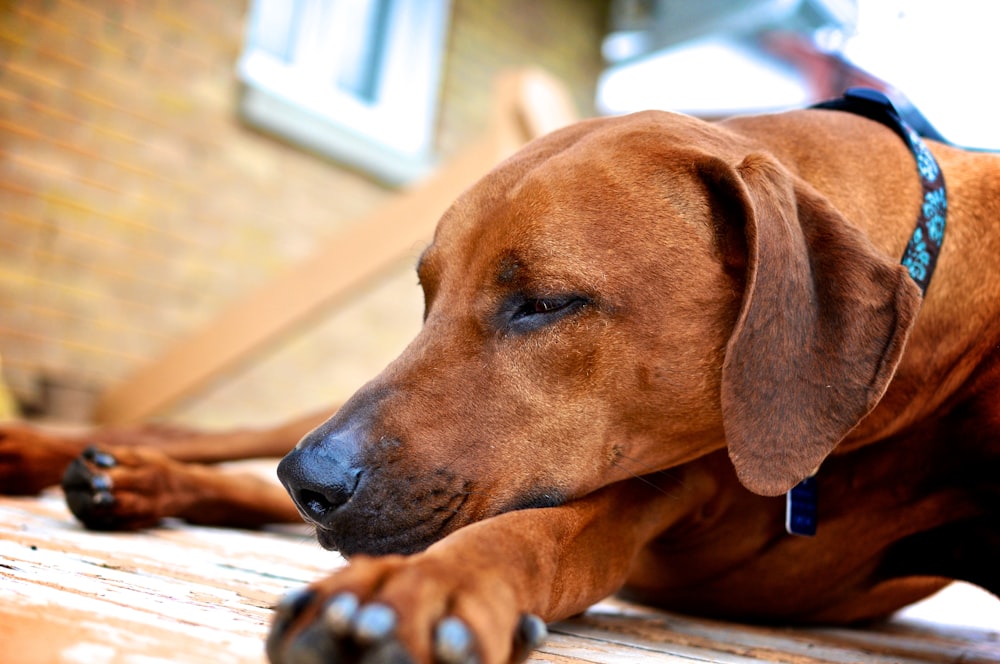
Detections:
277,429,362,527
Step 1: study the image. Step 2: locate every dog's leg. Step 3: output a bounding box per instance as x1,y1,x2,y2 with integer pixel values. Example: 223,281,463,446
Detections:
86,410,332,464
266,475,691,664
0,410,328,502
47,411,333,529
880,515,1000,596
0,424,95,495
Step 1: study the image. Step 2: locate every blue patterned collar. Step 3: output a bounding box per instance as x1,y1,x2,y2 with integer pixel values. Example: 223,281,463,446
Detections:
813,87,948,295
784,89,947,537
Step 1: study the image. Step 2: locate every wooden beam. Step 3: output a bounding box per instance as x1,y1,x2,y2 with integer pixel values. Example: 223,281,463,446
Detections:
95,69,578,424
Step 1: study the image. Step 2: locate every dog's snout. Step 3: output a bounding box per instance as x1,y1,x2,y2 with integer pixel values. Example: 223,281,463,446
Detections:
278,432,362,527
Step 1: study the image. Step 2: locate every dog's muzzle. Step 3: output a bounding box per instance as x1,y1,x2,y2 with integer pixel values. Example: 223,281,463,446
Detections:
276,407,475,556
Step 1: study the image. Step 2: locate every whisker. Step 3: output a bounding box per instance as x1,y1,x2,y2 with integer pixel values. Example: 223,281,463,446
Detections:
612,454,687,497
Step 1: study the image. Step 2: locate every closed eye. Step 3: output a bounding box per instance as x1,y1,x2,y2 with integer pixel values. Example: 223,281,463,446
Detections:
505,294,591,333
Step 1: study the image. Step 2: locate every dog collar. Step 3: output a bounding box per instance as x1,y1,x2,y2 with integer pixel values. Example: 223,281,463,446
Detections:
784,89,948,536
814,88,948,294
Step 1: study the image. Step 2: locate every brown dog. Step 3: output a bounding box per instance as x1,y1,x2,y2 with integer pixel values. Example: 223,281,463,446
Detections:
2,100,999,664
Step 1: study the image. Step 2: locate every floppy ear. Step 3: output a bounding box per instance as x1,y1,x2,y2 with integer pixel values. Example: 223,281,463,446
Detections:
701,152,922,496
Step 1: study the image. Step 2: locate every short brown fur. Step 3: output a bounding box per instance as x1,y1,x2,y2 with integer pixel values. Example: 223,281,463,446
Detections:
2,107,998,664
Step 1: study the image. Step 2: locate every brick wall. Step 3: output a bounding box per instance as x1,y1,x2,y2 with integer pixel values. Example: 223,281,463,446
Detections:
0,0,609,427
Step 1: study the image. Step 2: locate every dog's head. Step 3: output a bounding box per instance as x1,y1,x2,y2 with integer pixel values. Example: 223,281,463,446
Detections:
279,110,921,555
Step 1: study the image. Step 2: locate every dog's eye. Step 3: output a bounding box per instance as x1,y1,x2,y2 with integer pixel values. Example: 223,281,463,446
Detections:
507,295,589,333
529,299,566,314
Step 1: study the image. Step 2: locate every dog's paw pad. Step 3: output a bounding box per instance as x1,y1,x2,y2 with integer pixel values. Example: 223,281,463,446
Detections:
61,447,167,531
270,590,422,664
62,455,120,530
266,577,541,664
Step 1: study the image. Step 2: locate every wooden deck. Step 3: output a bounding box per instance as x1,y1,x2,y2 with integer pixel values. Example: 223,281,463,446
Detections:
2,480,998,664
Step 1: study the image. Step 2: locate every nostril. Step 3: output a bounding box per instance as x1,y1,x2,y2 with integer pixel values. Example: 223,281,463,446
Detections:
300,490,328,517
288,469,360,525
297,486,351,519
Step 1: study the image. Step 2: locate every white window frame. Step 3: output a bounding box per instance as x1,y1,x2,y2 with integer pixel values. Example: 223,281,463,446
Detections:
238,0,451,186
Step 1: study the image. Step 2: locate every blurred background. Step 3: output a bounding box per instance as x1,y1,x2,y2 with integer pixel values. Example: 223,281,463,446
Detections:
1,0,997,429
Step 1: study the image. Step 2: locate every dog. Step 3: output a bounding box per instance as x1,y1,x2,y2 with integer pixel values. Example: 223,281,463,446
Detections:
1,91,998,664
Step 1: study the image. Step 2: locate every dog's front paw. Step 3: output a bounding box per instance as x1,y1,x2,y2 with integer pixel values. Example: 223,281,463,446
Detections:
61,445,181,530
267,555,547,664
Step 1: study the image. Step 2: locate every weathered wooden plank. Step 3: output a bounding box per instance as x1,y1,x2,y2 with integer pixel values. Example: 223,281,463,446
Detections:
805,621,1000,664
554,600,1000,664
0,491,338,664
2,490,998,664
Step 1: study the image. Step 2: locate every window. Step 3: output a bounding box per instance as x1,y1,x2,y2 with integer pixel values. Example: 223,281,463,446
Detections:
238,0,451,185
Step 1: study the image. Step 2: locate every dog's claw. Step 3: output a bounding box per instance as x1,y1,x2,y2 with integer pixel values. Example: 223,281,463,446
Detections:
270,593,413,663
267,589,315,663
282,620,341,664
91,490,115,506
85,472,115,508
511,613,547,662
353,603,397,644
275,587,314,621
323,592,360,635
434,617,478,664
267,585,538,663
90,473,113,492
83,445,117,469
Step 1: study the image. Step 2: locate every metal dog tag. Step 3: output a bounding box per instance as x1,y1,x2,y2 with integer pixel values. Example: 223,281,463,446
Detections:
785,476,818,537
